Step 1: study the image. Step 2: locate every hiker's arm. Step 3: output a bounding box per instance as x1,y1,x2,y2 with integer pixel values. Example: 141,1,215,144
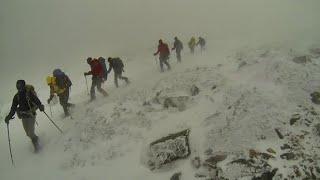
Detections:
7,95,18,118
154,47,160,56
107,64,113,74
48,87,54,102
84,71,92,76
30,92,43,108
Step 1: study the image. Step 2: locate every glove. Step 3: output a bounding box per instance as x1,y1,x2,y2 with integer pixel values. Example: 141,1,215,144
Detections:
47,98,51,104
84,72,88,76
4,116,11,124
39,104,45,112
122,69,125,72
153,53,157,56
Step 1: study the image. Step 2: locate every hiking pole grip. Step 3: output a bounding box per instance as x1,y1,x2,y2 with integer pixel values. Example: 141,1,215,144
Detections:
6,123,15,167
43,111,63,134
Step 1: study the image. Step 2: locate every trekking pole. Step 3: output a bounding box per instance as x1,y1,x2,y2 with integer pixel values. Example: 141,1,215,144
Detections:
6,123,15,167
84,75,89,96
49,104,53,117
43,111,63,134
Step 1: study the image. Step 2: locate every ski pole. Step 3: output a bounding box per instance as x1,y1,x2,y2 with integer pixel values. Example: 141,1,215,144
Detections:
43,111,63,134
6,123,15,167
84,75,89,96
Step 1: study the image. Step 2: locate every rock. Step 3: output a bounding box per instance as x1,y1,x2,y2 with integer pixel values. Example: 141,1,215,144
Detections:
310,92,320,104
292,56,311,64
194,173,207,178
280,152,295,160
280,144,291,150
190,85,200,96
249,149,260,159
252,168,278,180
230,158,255,168
290,114,301,125
260,152,275,160
205,154,228,166
170,172,181,180
149,129,191,169
266,148,276,154
238,61,247,69
275,128,284,139
191,157,201,169
205,148,213,156
314,123,320,137
310,48,320,57
211,85,217,90
163,96,189,111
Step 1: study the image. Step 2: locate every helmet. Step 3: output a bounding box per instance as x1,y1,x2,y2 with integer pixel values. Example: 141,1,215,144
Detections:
46,76,55,85
159,39,163,44
16,80,26,92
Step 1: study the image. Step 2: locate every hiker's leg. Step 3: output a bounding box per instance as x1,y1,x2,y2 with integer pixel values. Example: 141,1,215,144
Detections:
97,78,108,96
159,58,164,72
114,72,119,88
22,117,38,141
59,93,69,116
90,77,97,100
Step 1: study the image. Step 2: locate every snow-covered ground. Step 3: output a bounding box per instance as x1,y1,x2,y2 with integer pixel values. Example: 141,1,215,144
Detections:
1,0,320,179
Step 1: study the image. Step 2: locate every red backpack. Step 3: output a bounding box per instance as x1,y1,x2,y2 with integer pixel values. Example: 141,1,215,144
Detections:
90,59,104,77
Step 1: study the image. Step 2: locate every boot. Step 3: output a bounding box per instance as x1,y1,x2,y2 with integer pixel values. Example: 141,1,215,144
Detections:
32,137,40,153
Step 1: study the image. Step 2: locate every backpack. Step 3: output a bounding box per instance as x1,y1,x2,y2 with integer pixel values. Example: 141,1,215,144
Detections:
163,43,170,56
53,69,72,89
113,58,124,69
90,59,104,78
17,84,38,116
98,57,108,79
25,84,37,97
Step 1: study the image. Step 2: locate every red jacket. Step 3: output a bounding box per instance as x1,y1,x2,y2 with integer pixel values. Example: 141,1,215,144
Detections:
155,43,170,57
90,59,104,78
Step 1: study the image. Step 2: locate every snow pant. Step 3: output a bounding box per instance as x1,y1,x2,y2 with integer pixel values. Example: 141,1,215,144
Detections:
190,47,195,54
176,49,182,62
22,116,39,151
114,70,129,88
159,55,171,72
91,76,108,100
200,45,205,52
58,90,73,116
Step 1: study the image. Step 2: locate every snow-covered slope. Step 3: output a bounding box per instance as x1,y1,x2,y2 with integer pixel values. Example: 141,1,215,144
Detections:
1,0,320,179
1,45,320,179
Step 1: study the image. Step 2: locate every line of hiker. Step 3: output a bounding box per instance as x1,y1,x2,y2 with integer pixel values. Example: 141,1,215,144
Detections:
3,37,203,156
154,36,206,72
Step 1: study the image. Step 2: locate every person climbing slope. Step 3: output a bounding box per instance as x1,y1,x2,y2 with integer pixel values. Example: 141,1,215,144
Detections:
4,80,45,153
154,39,171,72
107,57,130,88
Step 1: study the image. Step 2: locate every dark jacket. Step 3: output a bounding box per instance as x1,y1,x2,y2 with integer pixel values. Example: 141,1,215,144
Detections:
173,39,183,52
8,90,42,119
107,58,124,74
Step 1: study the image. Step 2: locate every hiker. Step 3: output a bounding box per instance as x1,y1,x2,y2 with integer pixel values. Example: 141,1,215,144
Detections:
154,39,171,72
4,80,45,153
84,57,108,101
107,57,130,88
47,69,74,117
188,37,196,54
172,37,183,62
197,36,206,51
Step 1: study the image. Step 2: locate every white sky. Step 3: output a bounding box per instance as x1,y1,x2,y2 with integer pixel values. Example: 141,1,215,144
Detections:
1,0,320,104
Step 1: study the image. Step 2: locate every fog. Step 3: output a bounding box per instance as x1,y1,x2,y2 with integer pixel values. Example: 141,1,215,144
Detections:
1,1,320,179
1,0,320,104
